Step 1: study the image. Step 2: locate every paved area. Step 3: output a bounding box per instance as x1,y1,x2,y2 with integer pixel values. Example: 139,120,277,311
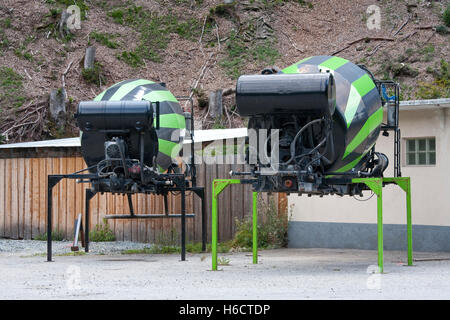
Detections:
0,241,449,299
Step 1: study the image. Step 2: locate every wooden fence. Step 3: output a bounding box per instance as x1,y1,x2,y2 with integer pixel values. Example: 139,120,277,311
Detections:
0,146,285,243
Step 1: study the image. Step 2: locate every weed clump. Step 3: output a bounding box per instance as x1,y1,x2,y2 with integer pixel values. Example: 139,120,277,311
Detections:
89,219,116,242
89,32,120,49
81,62,106,87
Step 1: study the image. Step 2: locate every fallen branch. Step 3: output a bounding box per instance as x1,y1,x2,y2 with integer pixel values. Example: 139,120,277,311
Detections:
332,37,395,56
0,100,48,142
222,87,235,96
280,30,304,53
23,68,32,80
62,60,74,90
400,31,417,41
393,16,410,36
415,25,435,30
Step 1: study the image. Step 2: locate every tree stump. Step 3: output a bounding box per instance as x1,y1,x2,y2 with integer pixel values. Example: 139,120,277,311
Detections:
49,88,67,129
58,10,71,38
209,89,223,120
84,46,96,70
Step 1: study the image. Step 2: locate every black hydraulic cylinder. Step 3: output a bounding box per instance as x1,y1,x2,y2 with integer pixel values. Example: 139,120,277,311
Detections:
236,73,336,117
77,100,154,131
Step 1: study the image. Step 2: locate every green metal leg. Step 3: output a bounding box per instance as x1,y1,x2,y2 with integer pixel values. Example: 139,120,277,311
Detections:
212,183,218,271
406,179,413,266
211,179,241,271
377,189,384,273
383,177,413,266
252,192,258,264
353,178,384,273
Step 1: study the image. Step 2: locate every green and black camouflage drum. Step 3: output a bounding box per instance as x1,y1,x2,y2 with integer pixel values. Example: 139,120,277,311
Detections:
92,79,185,171
281,56,383,173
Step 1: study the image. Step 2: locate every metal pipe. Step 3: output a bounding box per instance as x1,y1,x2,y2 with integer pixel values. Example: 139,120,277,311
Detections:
181,189,186,261
103,214,195,219
47,179,53,262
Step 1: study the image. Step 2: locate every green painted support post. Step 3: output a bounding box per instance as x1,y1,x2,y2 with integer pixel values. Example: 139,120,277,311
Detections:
353,177,413,273
383,177,413,266
211,179,241,271
406,178,413,266
212,182,218,271
252,192,258,264
376,188,384,273
352,178,384,273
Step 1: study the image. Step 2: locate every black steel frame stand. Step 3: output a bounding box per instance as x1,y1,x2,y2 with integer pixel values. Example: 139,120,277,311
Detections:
46,174,206,262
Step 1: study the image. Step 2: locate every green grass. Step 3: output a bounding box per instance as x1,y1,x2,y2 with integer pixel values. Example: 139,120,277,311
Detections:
109,4,212,66
56,251,87,256
0,67,27,109
417,59,449,99
90,31,120,49
220,30,280,79
121,241,233,255
419,45,435,62
34,229,66,241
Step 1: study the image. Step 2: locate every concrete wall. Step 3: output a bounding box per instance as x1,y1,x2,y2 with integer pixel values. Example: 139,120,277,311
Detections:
288,106,450,252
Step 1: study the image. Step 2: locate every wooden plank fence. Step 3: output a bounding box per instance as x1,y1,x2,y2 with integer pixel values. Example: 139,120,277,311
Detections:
0,146,285,243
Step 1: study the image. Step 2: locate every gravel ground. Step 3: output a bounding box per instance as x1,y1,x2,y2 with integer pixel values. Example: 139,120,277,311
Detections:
1,240,450,300
0,239,151,256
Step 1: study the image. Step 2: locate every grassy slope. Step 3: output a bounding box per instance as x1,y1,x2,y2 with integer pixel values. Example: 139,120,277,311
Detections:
0,0,448,142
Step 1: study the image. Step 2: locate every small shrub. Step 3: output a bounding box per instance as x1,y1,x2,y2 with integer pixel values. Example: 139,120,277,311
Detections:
232,196,288,250
89,218,115,242
435,25,449,35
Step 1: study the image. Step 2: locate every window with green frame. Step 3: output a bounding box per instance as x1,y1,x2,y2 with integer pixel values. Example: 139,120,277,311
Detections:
405,138,436,165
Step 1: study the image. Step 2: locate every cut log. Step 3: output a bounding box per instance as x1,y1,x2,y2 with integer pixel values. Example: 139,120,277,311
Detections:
49,88,66,128
209,89,223,120
84,46,96,70
58,10,71,38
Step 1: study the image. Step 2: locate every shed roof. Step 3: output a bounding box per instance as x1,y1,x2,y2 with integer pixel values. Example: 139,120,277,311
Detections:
0,128,247,149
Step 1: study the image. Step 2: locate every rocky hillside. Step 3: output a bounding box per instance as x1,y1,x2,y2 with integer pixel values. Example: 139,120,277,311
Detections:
0,0,448,143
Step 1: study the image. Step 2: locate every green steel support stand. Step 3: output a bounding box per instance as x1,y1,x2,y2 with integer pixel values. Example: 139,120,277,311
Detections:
212,179,258,271
352,177,413,273
211,177,412,273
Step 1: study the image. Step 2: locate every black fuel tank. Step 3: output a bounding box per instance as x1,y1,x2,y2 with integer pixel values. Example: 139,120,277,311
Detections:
76,100,153,132
236,73,336,117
